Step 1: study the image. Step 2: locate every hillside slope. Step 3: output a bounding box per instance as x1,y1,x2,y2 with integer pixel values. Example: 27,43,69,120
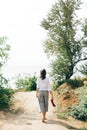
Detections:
54,83,87,129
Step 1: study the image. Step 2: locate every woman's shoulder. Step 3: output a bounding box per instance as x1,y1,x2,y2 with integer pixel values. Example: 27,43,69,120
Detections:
45,77,50,81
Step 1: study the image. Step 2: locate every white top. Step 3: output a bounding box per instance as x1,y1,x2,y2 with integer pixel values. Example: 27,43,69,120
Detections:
36,77,51,91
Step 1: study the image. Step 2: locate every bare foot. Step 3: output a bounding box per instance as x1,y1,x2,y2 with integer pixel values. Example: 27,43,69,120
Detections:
41,118,45,123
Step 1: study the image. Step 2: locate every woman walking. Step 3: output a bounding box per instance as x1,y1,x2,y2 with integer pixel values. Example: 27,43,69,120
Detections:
36,69,53,122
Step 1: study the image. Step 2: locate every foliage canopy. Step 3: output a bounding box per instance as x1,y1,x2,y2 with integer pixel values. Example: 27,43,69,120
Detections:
0,36,14,109
41,0,87,81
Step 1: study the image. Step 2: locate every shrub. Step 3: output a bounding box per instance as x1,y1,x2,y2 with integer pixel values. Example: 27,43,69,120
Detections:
0,87,14,109
52,83,58,91
52,79,66,90
15,74,37,91
53,79,83,90
71,97,87,121
0,74,14,110
57,80,66,86
24,76,37,91
66,79,83,89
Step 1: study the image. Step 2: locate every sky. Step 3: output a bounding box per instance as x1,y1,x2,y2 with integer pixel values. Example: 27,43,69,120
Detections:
0,0,55,77
0,0,87,78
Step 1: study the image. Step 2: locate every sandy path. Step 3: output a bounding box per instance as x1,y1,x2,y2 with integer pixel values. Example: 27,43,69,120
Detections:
0,91,69,130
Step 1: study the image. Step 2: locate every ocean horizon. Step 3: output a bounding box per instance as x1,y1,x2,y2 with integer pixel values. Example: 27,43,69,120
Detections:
2,65,50,88
2,65,85,89
3,65,49,79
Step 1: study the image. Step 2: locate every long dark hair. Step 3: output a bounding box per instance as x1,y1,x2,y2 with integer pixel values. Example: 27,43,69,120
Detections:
40,69,46,80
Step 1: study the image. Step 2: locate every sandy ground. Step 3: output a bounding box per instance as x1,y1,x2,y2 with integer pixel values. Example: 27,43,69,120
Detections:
0,91,77,130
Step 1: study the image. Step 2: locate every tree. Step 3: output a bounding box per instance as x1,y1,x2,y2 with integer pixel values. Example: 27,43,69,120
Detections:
0,36,10,87
41,0,87,81
77,62,87,76
0,36,14,110
0,36,10,68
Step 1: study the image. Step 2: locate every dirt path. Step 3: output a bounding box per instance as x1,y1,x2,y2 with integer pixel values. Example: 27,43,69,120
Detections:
0,91,71,130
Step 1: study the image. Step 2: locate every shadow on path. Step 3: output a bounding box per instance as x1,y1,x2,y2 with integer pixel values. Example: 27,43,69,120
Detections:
47,119,79,130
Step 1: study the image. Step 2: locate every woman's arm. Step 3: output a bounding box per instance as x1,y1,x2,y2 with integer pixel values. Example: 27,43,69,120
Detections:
36,88,39,97
49,90,56,107
49,90,53,99
36,78,39,98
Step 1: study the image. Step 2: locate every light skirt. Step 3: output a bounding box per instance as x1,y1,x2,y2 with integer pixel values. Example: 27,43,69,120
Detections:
38,90,49,112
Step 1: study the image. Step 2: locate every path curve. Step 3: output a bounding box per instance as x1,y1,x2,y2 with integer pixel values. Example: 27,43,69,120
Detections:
0,91,69,130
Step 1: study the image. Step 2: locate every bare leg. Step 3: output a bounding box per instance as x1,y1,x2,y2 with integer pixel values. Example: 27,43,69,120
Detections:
41,111,46,122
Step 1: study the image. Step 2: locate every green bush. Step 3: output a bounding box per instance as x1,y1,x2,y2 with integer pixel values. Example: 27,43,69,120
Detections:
24,76,37,91
0,75,14,110
66,79,83,89
15,74,37,91
57,80,66,86
52,84,58,91
52,79,66,90
0,87,14,109
71,97,87,121
53,79,83,90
